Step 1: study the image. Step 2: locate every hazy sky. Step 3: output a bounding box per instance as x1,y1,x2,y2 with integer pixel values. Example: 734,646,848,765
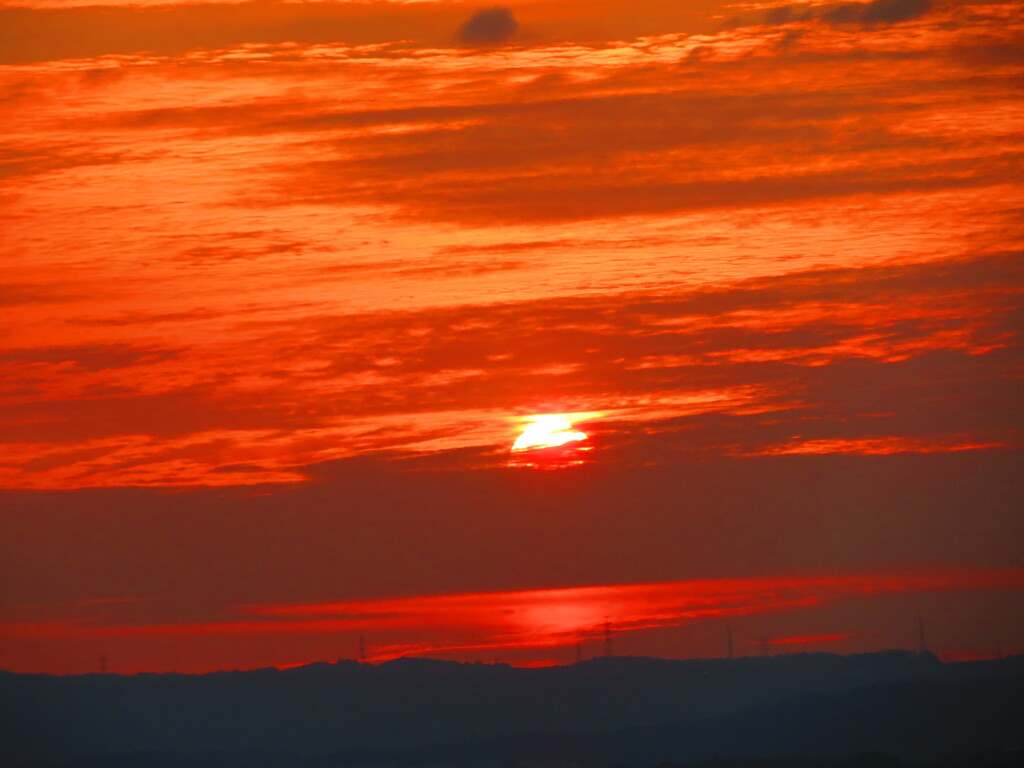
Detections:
1,0,1022,673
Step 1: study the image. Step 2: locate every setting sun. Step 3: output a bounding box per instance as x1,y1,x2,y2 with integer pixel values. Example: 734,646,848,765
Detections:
510,415,592,470
512,416,588,451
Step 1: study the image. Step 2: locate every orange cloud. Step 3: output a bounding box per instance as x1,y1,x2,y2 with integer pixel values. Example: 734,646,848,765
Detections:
2,247,1020,486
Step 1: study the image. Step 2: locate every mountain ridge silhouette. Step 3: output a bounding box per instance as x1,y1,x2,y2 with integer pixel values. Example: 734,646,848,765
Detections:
2,651,1022,764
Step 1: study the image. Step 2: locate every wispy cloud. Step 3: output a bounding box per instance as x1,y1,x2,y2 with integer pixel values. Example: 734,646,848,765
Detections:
2,247,1019,486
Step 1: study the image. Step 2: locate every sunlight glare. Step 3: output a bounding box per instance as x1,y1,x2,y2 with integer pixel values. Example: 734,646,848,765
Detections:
512,415,588,451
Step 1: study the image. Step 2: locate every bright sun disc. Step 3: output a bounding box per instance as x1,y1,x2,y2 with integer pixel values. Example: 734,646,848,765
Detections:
512,415,588,452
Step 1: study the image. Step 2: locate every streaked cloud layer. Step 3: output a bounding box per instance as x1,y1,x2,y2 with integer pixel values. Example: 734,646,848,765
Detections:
1,0,1021,671
3,566,1022,672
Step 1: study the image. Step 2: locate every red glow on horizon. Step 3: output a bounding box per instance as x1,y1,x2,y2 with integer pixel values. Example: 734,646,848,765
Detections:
274,661,315,671
506,658,564,669
4,566,1020,673
770,632,853,646
938,649,1017,663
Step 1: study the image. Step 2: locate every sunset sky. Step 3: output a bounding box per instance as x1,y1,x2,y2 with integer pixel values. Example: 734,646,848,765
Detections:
1,0,1022,674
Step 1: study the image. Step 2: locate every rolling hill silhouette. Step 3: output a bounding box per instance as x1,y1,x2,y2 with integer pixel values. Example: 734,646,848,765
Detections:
2,652,1022,766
